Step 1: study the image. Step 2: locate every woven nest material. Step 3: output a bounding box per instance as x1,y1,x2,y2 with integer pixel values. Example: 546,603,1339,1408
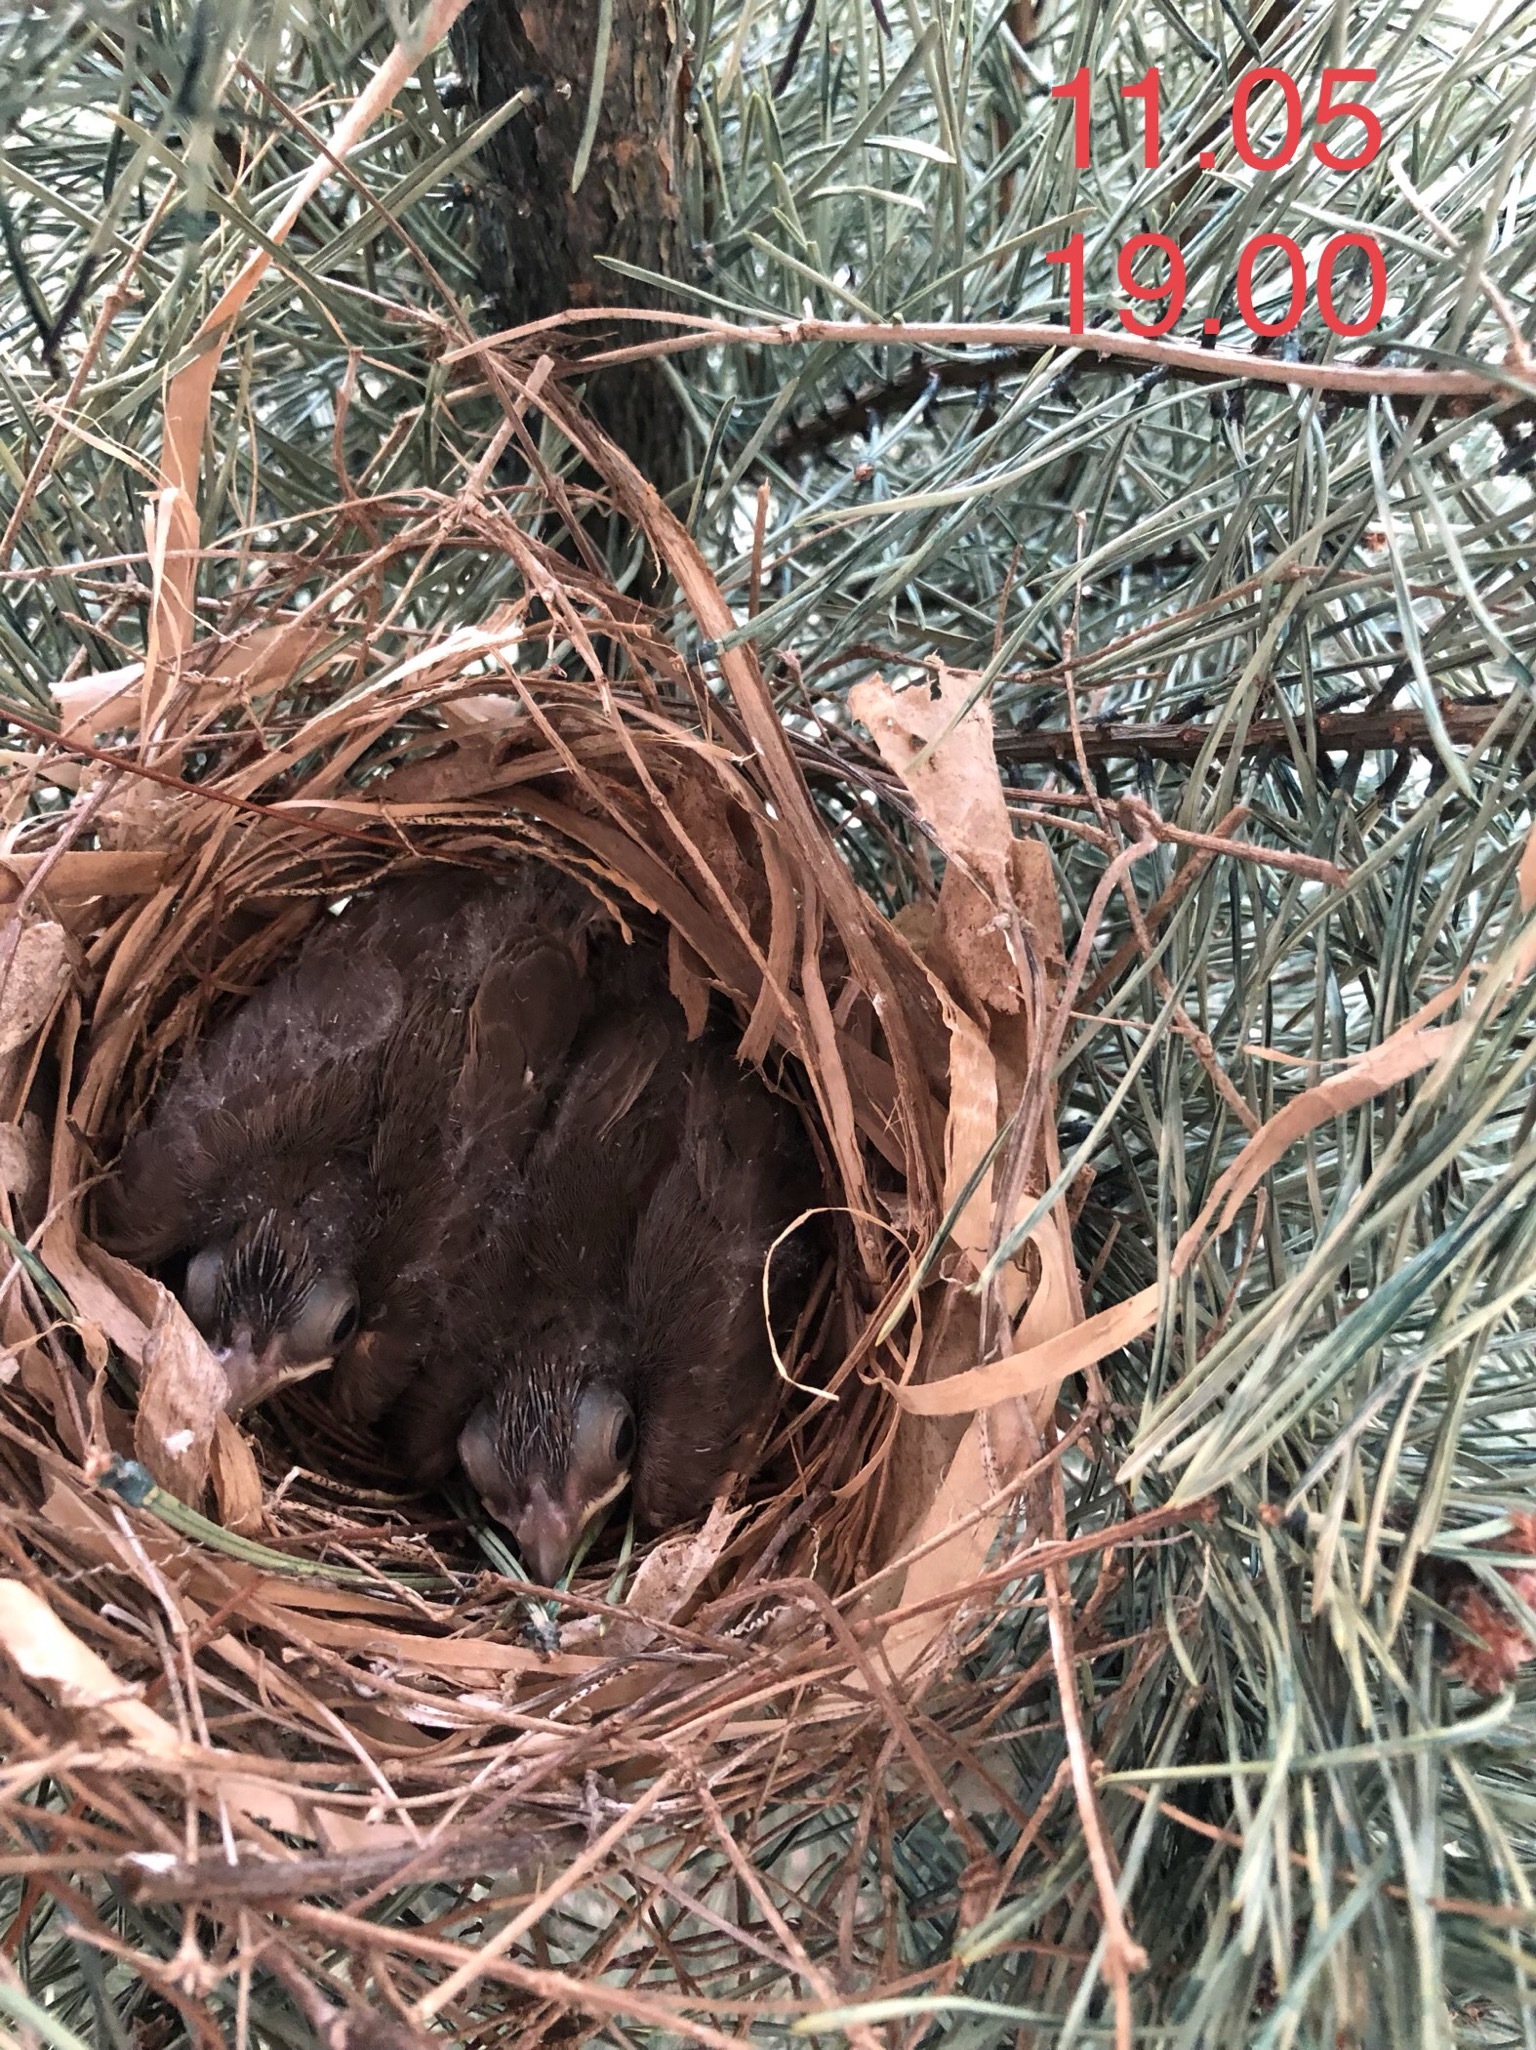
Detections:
0,360,1127,2034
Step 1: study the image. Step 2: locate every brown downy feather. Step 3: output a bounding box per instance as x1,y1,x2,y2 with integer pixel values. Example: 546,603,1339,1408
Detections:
624,1041,823,1528
344,927,601,1461
382,922,676,1483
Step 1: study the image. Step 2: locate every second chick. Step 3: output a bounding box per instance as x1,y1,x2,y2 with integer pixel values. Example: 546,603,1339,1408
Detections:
454,956,824,1585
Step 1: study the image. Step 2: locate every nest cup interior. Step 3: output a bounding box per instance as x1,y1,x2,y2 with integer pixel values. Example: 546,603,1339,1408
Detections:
95,845,855,1587
0,420,1026,1800
18,666,964,1687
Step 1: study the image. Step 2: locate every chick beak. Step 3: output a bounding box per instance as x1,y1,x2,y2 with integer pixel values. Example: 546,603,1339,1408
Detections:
513,1479,582,1587
213,1330,331,1416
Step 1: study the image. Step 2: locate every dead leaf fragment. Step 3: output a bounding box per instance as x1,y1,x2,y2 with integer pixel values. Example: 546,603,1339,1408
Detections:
210,1413,265,1535
668,924,712,1040
0,1577,179,1755
563,1502,743,1657
850,667,1013,900
892,1284,1161,1415
627,1499,742,1621
1171,1027,1457,1276
849,663,1088,1682
73,1318,109,1372
132,1287,230,1504
0,921,70,1057
0,854,169,931
0,1114,44,1201
54,662,145,738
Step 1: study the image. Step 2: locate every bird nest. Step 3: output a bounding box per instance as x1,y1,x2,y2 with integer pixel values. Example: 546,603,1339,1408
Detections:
0,341,1153,2034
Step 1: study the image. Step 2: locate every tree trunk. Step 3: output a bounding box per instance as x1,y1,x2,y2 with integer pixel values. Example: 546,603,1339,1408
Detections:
451,0,692,491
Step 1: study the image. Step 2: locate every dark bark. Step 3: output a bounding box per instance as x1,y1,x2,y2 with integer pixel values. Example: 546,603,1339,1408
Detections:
451,0,692,490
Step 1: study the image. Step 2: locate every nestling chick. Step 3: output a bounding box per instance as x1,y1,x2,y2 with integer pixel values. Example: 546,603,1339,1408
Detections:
455,971,823,1585
100,868,600,1415
354,912,626,1481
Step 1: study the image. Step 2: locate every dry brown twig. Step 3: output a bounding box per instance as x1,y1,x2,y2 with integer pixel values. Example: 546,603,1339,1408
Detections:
442,305,1531,407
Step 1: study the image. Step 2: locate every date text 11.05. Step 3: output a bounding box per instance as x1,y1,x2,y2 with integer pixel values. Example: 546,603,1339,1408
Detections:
1051,67,1380,175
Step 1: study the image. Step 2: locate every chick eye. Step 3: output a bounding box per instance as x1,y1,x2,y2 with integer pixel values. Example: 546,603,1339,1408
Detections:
287,1276,361,1361
572,1387,636,1477
183,1247,224,1331
458,1402,504,1501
